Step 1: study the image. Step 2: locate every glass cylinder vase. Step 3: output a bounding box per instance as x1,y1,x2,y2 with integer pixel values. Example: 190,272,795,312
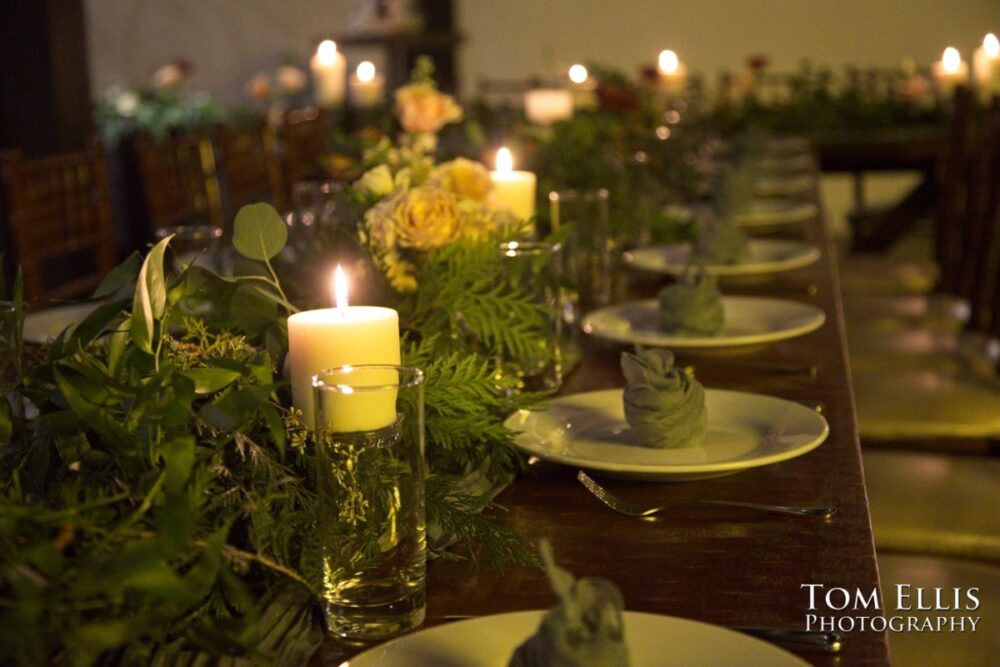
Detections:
311,364,426,642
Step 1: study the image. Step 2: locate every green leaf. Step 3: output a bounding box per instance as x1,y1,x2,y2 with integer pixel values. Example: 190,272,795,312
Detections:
0,398,11,446
53,367,131,451
179,367,242,394
230,282,279,334
92,252,142,298
232,203,287,261
161,435,195,494
131,235,172,354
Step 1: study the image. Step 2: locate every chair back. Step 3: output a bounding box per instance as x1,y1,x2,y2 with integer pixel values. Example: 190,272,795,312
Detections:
1,142,116,301
276,107,331,200
216,121,282,221
135,131,224,231
934,86,975,294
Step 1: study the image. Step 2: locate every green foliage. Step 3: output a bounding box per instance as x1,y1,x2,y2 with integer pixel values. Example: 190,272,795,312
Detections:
232,204,288,262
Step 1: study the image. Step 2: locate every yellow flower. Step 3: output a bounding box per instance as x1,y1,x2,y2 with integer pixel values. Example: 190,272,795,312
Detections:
357,164,395,198
391,186,461,251
383,250,418,293
429,158,493,202
394,82,463,134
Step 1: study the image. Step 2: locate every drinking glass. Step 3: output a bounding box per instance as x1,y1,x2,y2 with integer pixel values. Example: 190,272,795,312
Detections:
498,240,569,390
548,187,617,312
312,365,426,642
290,180,340,230
155,225,223,273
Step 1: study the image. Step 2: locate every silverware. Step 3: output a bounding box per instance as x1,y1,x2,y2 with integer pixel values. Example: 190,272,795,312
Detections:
436,615,842,654
577,471,836,519
685,361,819,378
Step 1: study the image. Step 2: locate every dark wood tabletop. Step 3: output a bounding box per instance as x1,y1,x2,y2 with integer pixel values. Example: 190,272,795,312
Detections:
314,188,890,665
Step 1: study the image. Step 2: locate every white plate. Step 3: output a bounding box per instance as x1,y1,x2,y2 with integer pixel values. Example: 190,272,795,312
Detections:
347,611,810,666
582,297,825,349
666,200,818,229
623,240,821,277
754,173,816,196
506,389,829,480
23,303,100,344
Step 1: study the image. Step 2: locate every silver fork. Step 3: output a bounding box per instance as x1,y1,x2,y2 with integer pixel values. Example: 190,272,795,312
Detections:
578,471,836,519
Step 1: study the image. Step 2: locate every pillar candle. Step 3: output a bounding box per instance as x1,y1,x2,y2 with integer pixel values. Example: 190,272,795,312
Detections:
932,47,969,98
523,88,574,125
490,147,537,223
350,60,385,108
568,63,599,110
310,39,346,107
658,49,688,94
973,33,1000,102
288,266,400,429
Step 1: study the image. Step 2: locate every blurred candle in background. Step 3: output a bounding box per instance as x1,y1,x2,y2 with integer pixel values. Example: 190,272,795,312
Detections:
311,39,346,107
350,60,385,108
490,147,537,224
932,46,969,97
523,88,574,125
973,33,1000,101
657,49,688,94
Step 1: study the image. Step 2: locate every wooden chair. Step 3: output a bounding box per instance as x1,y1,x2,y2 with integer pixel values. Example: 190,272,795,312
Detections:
0,142,116,302
135,131,224,232
276,107,331,201
216,121,283,221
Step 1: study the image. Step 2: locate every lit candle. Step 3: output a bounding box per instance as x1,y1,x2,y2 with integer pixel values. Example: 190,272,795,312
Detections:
973,33,1000,101
490,147,537,224
657,49,688,94
932,47,969,97
288,265,400,428
349,60,385,109
523,88,574,125
568,63,598,110
310,39,347,107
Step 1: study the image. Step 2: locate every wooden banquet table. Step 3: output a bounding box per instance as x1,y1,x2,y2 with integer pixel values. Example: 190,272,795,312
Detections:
314,186,890,665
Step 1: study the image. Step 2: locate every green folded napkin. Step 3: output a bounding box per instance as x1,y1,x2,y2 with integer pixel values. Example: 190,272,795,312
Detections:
621,348,708,449
658,269,724,336
694,215,748,265
509,541,630,667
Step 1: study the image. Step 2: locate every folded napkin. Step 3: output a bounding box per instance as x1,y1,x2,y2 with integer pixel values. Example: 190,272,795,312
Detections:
658,268,724,336
509,541,630,667
621,348,708,449
693,215,748,265
711,161,757,219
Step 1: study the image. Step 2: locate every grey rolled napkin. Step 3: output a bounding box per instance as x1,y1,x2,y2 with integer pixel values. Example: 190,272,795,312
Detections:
694,215,748,265
509,541,630,667
658,268,724,336
621,348,708,449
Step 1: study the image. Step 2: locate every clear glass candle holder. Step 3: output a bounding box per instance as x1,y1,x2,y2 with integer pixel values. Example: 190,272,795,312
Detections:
155,225,224,274
548,187,618,312
290,180,340,230
498,240,573,390
312,365,426,642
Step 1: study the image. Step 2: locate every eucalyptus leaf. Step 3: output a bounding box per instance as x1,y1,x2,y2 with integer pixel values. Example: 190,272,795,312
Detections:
93,252,142,298
232,203,287,261
180,367,242,394
131,235,173,354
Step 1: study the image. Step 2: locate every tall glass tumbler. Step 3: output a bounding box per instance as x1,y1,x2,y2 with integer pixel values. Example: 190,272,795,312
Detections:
548,187,616,314
290,180,340,230
499,241,567,390
155,225,224,274
312,365,426,642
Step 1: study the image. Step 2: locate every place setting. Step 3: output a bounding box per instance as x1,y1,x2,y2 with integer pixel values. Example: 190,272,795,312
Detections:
7,4,1000,665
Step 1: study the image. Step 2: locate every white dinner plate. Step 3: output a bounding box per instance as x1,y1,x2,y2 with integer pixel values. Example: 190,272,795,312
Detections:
754,172,816,196
347,610,810,666
666,199,818,229
582,297,825,349
23,303,100,344
623,240,821,277
506,389,829,481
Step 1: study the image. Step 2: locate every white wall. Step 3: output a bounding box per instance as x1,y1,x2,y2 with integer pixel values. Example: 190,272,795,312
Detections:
85,0,1000,103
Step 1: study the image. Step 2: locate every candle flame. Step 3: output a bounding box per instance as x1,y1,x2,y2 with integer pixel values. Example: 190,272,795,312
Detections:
985,34,1000,58
357,60,376,83
317,39,338,66
496,146,513,173
658,49,679,75
333,264,349,314
942,47,962,73
569,64,588,84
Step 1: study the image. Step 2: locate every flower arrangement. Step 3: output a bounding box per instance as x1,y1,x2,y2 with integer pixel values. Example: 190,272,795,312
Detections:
93,59,226,146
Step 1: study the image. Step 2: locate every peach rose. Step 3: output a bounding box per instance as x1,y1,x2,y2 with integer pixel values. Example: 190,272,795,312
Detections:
394,82,463,134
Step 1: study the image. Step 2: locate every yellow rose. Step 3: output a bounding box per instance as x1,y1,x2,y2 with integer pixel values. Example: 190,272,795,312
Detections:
391,186,461,251
428,158,493,202
394,82,463,134
358,164,395,198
